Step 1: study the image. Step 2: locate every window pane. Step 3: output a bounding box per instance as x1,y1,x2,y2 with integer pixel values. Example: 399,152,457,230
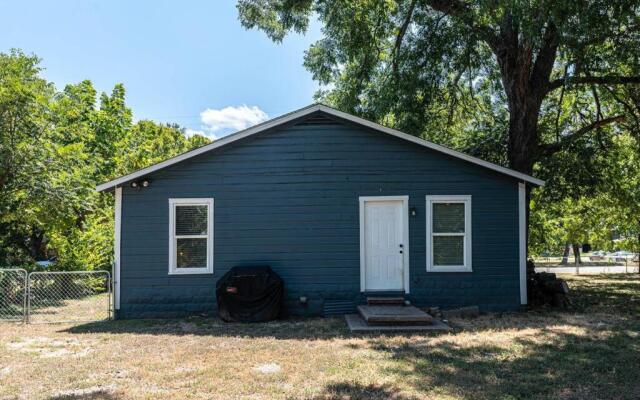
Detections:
433,203,465,233
433,236,464,266
175,205,208,235
176,238,207,268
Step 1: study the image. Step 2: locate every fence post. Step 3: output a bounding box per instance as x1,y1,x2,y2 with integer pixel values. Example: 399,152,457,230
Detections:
111,263,115,320
22,269,27,324
107,270,113,320
26,272,31,324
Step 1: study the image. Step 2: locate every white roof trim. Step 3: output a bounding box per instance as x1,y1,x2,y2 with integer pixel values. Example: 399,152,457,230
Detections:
96,103,544,191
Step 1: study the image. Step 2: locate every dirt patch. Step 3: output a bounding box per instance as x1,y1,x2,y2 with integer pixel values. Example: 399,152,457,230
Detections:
253,363,282,374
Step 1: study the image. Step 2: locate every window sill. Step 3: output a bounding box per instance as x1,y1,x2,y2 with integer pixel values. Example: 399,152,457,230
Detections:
168,268,214,275
427,267,472,273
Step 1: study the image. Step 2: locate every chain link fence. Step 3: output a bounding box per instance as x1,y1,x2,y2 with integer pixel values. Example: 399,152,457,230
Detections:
0,269,27,322
27,271,111,324
0,269,111,324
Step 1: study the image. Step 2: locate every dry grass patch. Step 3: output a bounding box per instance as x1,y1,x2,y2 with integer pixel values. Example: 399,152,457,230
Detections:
0,274,639,399
28,293,110,324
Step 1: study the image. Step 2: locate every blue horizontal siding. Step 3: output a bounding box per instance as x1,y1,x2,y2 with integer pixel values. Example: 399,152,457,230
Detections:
118,113,520,318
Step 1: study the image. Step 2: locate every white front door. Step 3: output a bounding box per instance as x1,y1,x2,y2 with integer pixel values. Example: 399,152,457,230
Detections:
360,197,408,291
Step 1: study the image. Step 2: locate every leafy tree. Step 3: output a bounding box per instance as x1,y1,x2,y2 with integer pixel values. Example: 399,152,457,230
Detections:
92,84,133,181
0,50,55,264
530,129,640,266
117,120,209,175
599,134,640,260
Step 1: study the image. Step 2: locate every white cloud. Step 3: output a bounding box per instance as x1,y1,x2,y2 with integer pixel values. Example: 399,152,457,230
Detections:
200,105,269,134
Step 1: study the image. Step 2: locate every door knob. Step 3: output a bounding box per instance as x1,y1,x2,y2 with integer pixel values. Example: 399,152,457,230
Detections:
399,244,403,248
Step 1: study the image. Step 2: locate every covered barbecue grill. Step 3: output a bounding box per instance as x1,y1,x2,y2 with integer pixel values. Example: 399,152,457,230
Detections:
216,266,283,322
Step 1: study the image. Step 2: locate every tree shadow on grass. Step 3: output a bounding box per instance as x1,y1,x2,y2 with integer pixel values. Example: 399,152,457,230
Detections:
48,389,121,400
567,274,640,314
63,316,358,340
289,382,421,400
366,316,640,400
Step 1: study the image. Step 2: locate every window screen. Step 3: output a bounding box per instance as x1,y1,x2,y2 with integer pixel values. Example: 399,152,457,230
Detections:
433,236,465,266
175,205,208,236
433,203,465,233
176,238,207,268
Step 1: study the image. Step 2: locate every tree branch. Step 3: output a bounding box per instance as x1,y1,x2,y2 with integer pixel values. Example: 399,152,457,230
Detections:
543,115,626,155
554,64,569,141
425,0,500,51
547,75,640,92
393,0,418,75
530,21,559,100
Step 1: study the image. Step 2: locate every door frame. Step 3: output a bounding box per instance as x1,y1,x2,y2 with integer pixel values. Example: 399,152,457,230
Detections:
359,195,410,293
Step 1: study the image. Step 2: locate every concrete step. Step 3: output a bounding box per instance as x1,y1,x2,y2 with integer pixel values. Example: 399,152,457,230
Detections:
366,296,405,306
346,314,449,332
357,305,433,325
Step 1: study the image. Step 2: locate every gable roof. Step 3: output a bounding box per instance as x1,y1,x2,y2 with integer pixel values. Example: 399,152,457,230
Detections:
96,103,544,191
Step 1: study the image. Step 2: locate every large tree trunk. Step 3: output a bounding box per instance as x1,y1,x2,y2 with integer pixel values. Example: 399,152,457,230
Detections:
490,16,557,261
560,243,571,265
572,243,582,265
572,243,582,275
504,88,542,261
29,228,47,261
506,105,540,175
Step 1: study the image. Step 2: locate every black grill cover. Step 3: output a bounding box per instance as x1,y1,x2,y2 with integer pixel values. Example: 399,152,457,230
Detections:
216,266,283,322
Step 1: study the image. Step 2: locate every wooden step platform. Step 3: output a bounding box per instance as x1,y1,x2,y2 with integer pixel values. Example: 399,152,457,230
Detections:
366,296,405,305
357,305,433,325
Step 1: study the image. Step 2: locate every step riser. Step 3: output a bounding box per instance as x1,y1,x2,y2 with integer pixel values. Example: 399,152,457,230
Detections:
366,296,405,305
365,321,432,326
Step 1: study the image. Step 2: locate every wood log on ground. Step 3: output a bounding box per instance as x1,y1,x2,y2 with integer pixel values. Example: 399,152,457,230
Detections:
527,260,571,308
536,272,557,282
541,279,569,294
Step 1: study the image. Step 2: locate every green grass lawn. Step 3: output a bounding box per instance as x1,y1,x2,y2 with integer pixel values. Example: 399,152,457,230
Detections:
0,274,638,399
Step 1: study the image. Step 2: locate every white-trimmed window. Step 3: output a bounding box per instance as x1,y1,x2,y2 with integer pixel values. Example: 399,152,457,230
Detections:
169,198,214,275
426,195,472,272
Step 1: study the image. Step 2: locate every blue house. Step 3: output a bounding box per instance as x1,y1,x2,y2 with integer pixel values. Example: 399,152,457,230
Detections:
97,104,543,319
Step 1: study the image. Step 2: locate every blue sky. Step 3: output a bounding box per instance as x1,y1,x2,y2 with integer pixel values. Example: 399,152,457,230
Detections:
1,1,322,138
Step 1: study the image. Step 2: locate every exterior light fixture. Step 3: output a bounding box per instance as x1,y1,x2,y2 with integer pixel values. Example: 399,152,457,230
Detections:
130,179,151,189
410,207,417,217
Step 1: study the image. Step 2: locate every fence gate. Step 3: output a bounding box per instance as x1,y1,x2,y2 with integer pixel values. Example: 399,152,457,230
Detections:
27,271,112,324
0,269,27,322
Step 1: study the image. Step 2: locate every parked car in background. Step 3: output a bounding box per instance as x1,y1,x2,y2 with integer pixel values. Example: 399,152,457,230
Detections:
35,257,57,268
608,251,636,263
589,251,607,261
